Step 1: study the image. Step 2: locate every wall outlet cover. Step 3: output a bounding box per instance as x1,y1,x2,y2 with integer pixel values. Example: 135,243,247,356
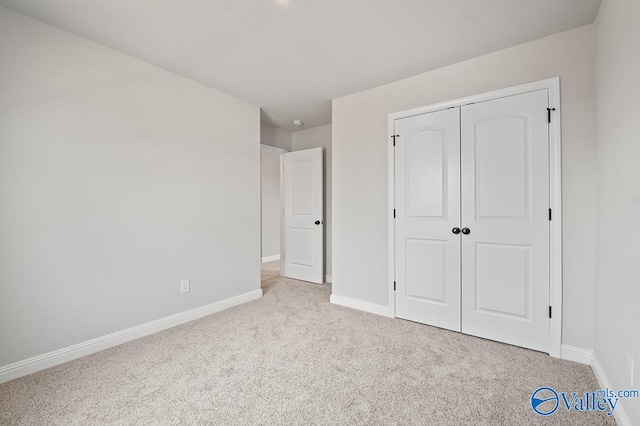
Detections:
180,279,190,294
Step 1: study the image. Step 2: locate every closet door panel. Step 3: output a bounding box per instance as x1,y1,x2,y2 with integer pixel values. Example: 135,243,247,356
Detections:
460,90,550,352
394,108,461,331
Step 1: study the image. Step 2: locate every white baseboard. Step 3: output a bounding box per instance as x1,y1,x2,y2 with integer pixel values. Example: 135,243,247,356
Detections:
330,294,392,317
561,344,593,365
0,289,263,385
324,275,332,283
591,354,632,425
261,254,281,263
551,346,632,424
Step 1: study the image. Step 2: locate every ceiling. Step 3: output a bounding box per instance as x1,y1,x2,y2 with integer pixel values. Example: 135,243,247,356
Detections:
0,0,602,131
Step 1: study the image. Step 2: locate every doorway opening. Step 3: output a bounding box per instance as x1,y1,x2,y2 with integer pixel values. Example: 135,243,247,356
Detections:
260,144,287,282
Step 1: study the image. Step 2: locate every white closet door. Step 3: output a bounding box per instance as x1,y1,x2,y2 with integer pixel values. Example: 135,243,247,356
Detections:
283,148,324,284
395,108,461,332
460,90,550,352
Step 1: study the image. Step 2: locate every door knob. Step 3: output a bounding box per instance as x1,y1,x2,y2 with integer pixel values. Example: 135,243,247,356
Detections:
461,227,470,235
452,227,461,235
315,220,323,225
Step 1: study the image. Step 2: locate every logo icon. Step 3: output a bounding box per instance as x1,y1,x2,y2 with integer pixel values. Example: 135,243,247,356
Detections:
531,387,560,416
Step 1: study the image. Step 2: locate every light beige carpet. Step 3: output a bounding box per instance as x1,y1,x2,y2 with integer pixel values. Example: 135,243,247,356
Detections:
0,261,615,425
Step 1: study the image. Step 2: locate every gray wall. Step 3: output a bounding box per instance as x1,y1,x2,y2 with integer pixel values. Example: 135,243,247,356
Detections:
292,124,332,279
332,25,597,350
0,7,260,367
261,122,292,151
594,0,640,422
261,151,282,259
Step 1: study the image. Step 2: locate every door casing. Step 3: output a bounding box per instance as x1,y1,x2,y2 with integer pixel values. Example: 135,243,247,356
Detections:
260,143,288,277
387,77,562,358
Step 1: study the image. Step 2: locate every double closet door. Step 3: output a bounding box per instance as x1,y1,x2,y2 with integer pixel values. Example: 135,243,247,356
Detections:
394,90,550,353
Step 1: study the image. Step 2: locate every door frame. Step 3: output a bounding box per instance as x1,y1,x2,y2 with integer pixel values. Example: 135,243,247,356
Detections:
260,144,288,277
387,77,563,358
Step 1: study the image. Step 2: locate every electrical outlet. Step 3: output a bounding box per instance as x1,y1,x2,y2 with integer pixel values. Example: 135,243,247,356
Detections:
626,354,634,387
180,279,190,294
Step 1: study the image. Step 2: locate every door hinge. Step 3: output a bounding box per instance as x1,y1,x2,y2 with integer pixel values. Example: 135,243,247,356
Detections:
549,306,552,318
547,108,556,123
393,209,396,218
549,208,552,221
391,135,399,146
394,281,396,291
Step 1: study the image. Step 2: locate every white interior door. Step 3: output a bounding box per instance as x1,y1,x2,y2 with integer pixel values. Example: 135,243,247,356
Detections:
394,108,462,332
460,90,550,352
283,148,324,284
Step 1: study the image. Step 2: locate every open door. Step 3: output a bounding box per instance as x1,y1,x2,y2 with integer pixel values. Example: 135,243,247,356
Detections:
282,148,324,284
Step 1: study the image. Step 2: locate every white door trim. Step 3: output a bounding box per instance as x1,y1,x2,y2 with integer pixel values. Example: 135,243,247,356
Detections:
387,77,563,358
260,144,288,155
259,143,288,276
